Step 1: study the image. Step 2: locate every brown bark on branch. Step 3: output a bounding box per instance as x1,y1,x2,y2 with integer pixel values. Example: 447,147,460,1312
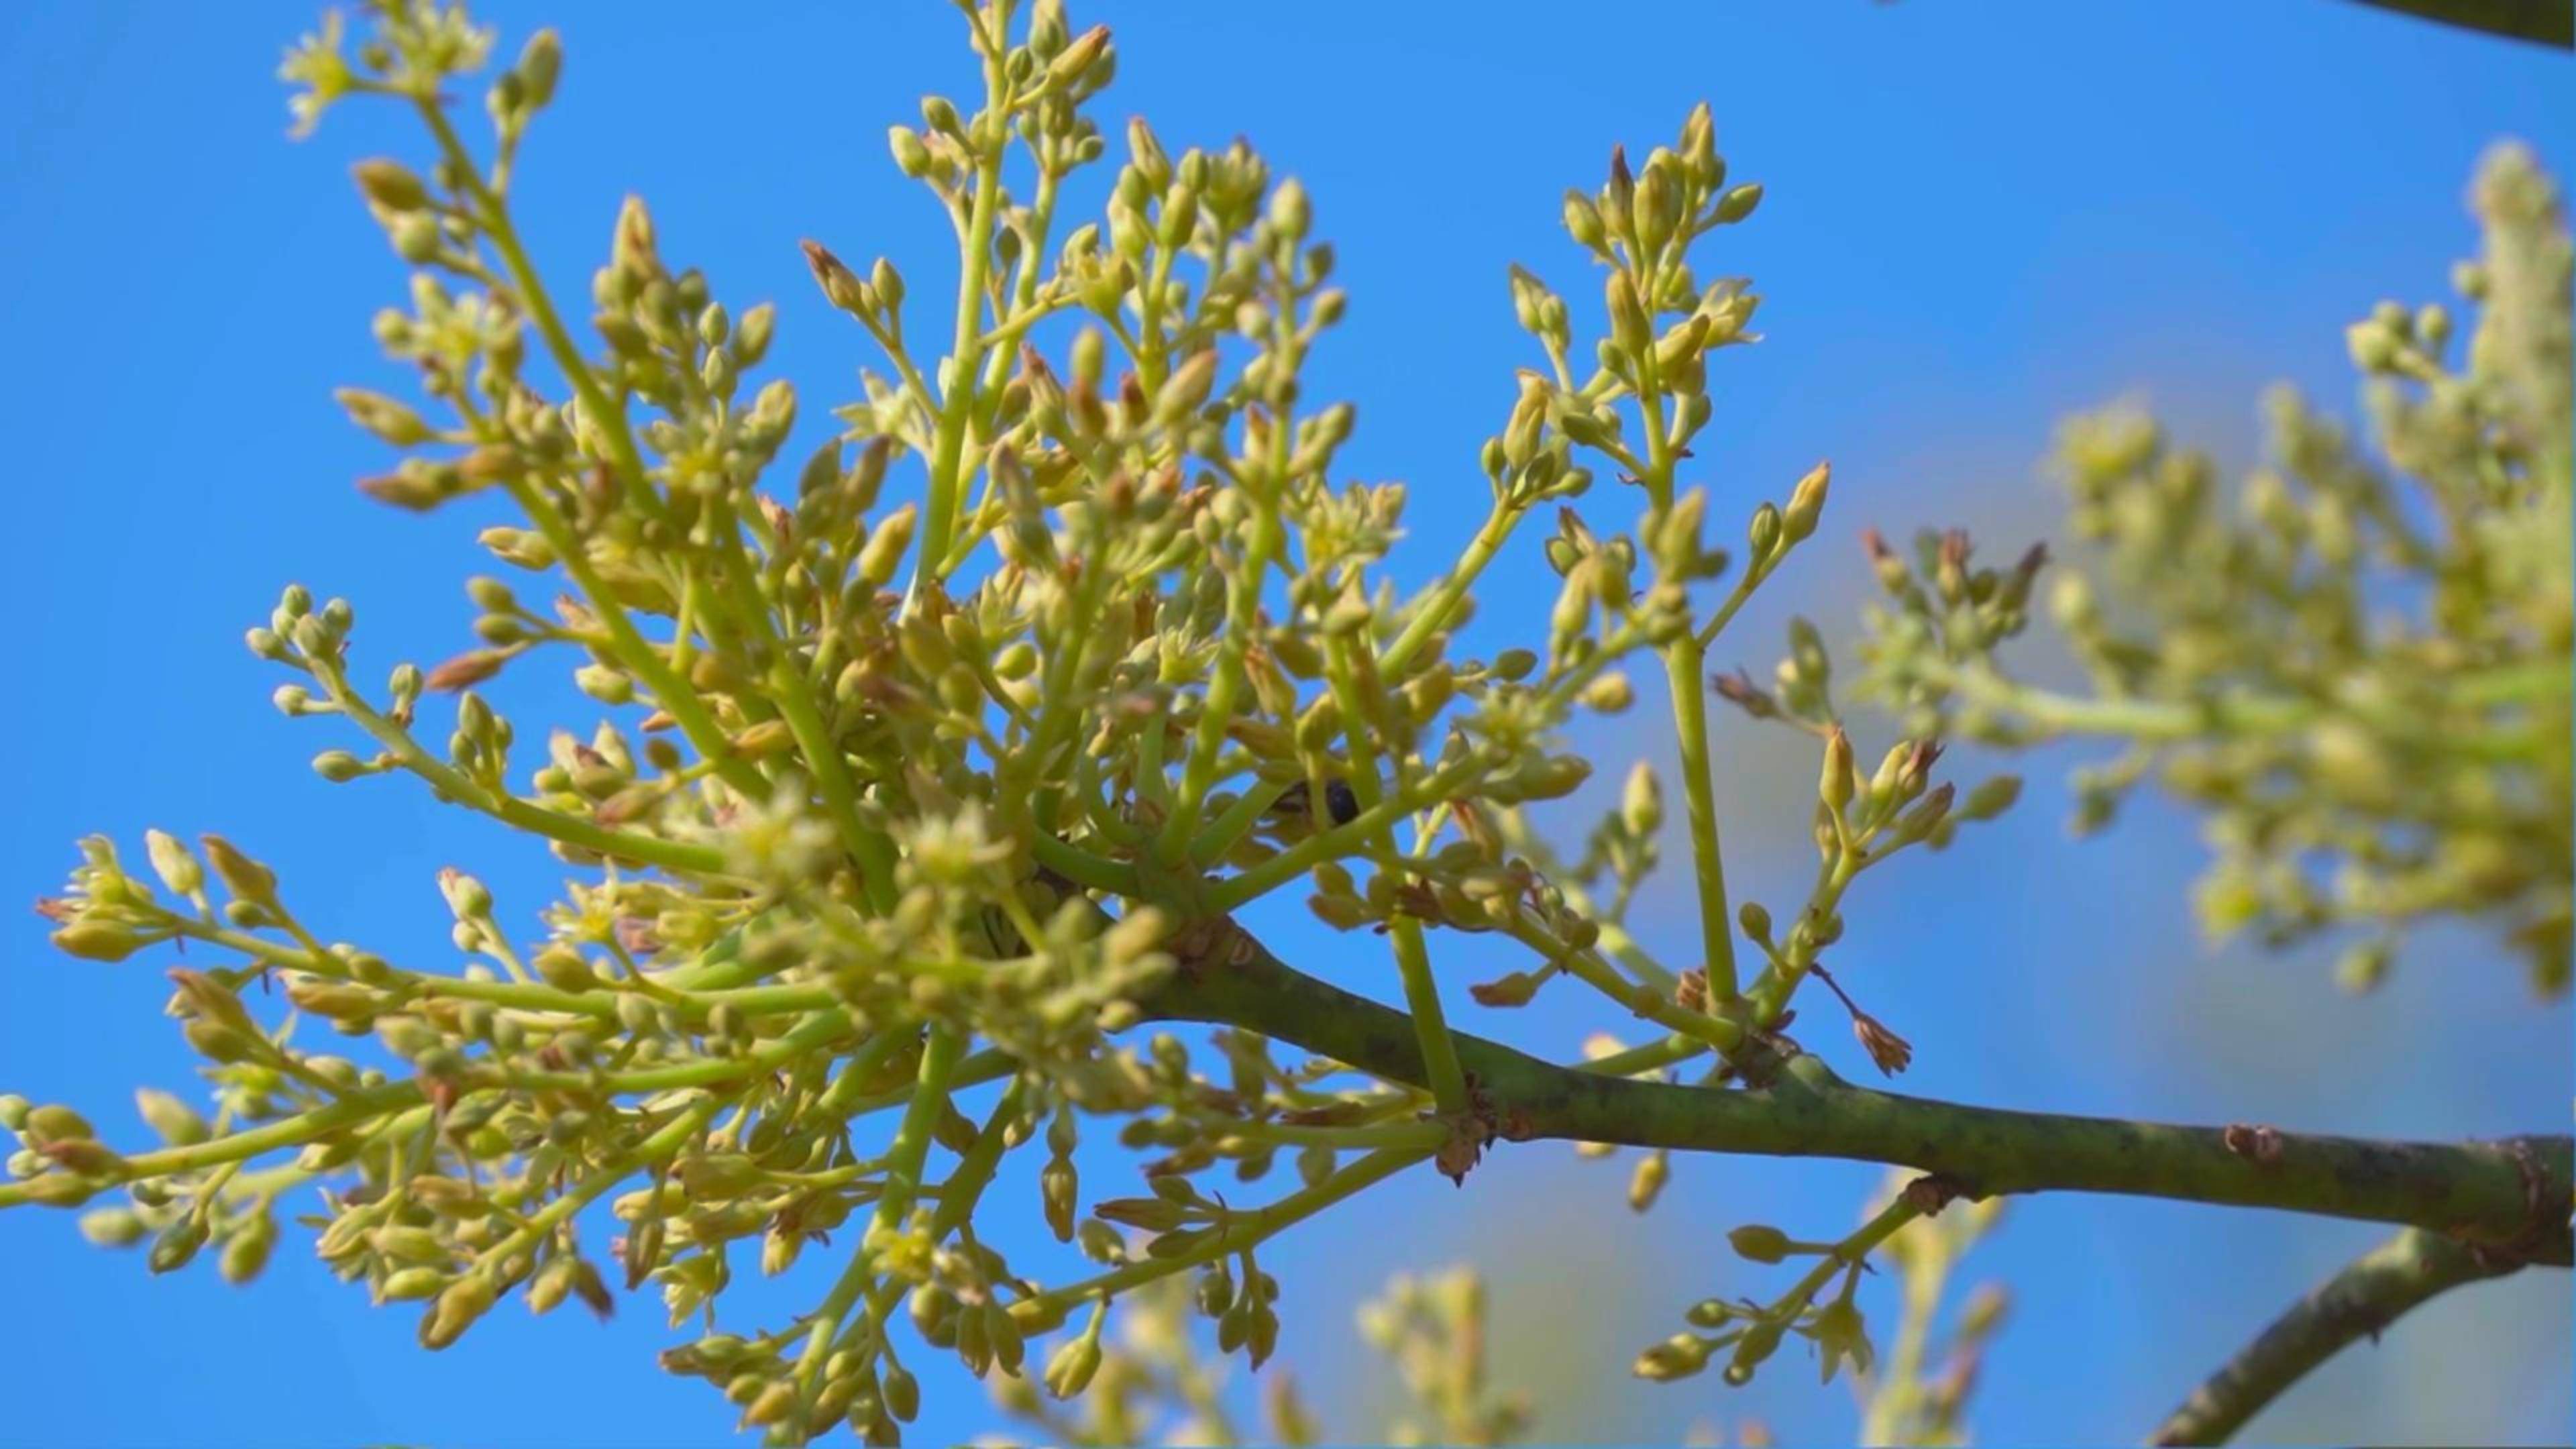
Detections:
2149,1227,2532,1445
1134,918,2573,1263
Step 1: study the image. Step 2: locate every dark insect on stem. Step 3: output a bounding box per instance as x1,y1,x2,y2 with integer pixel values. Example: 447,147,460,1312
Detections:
1265,777,1361,828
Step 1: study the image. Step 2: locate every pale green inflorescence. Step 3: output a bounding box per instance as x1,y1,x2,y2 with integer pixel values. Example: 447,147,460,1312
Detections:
1849,143,2573,994
9,1,2569,1444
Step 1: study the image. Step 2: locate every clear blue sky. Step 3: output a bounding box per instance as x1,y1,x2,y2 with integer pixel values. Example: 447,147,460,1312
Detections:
2,2,2568,1444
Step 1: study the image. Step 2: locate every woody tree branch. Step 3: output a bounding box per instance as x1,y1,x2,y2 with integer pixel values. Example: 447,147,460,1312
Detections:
1134,917,2573,1263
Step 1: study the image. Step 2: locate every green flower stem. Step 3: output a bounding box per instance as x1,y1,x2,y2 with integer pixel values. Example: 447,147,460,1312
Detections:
510,474,771,803
1662,630,1740,1001
764,653,900,914
224,1103,437,1210
310,664,727,876
810,1026,927,1120
172,918,610,1018
792,1022,968,1393
849,308,943,445
1130,233,1183,392
171,918,843,1022
1000,504,1122,848
1159,252,1309,870
1321,631,1468,1114
976,167,1062,396
800,1046,1012,1139
1134,675,1173,814
1596,920,1683,993
1626,281,1743,1011
1205,752,1493,912
1029,831,1141,896
927,1075,1028,1239
1138,922,2574,1257
1496,912,1741,1055
479,1095,718,1273
1379,498,1522,680
1385,920,1468,1115
871,1021,967,1232
1745,851,1863,1026
2148,1226,2536,1446
1690,543,1790,651
1539,615,1656,714
413,102,767,806
689,981,849,1016
480,1008,861,1096
1770,1195,1920,1320
0,1082,423,1208
1024,1144,1429,1315
1158,506,1285,868
1185,775,1291,868
918,64,1009,598
1577,1032,1709,1080
695,495,898,910
1217,1118,1449,1151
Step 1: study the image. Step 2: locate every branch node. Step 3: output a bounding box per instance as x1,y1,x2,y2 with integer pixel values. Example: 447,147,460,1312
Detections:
2222,1122,2284,1165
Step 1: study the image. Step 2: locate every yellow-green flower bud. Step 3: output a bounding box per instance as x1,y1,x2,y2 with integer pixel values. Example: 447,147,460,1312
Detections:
1044,24,1112,94
533,945,597,994
1269,176,1310,239
881,1362,920,1422
1621,761,1662,837
1727,1223,1791,1263
1627,1148,1670,1212
142,830,203,898
201,835,278,908
1961,775,2021,821
1632,1332,1712,1382
219,1215,276,1285
1605,271,1650,358
1154,350,1218,427
515,28,561,109
25,1103,95,1143
888,125,931,178
1782,460,1830,543
1634,155,1680,256
134,1088,207,1146
352,158,429,213
1819,727,1855,813
147,1218,208,1275
1738,900,1772,942
1563,189,1607,252
390,213,440,264
312,750,367,783
857,504,918,588
52,920,146,962
1503,374,1548,468
79,1206,148,1248
419,1273,497,1349
1043,1332,1101,1399
334,388,434,446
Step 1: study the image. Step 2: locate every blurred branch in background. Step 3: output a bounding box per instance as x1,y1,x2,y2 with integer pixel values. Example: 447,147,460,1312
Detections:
2149,1227,2535,1445
1856,1175,2009,1447
2348,0,2574,47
